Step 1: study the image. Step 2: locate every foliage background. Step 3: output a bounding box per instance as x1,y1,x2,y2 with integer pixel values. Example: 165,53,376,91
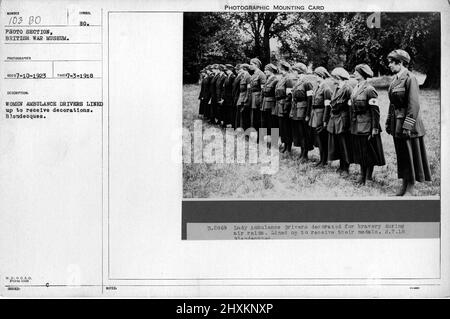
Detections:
183,12,440,88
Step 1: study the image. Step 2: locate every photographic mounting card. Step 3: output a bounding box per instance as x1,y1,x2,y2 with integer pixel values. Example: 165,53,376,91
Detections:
0,0,449,298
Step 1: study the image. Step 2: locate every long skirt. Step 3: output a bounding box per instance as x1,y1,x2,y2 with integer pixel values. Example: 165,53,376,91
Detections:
271,114,279,129
328,132,352,163
198,99,205,116
279,115,292,145
393,137,431,183
291,119,302,147
236,107,250,130
313,128,328,160
291,119,313,149
216,102,223,122
221,100,233,125
230,103,237,128
210,99,218,120
351,134,385,167
260,109,272,135
250,108,260,130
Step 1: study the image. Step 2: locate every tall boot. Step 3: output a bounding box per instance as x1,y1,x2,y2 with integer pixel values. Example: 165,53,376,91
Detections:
314,151,324,167
357,165,366,185
404,180,416,196
300,149,309,163
315,148,325,167
396,178,408,196
341,161,350,175
366,165,374,181
299,147,305,160
287,142,292,153
321,148,328,165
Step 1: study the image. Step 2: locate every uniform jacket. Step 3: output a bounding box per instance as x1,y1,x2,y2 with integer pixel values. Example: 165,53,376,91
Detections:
349,81,381,135
249,69,267,109
199,75,211,101
275,74,295,116
209,73,219,102
386,70,425,138
309,80,332,128
261,74,278,113
325,82,353,134
232,73,242,106
290,74,315,120
215,73,227,102
223,73,236,107
236,71,251,108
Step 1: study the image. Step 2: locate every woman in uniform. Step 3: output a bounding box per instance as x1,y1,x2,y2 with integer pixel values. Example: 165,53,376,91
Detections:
215,64,227,125
222,64,236,128
198,67,211,119
260,63,278,141
324,67,353,174
249,58,266,132
309,67,333,166
232,64,242,129
197,68,205,118
386,49,431,196
349,64,385,185
208,64,220,123
236,64,252,130
291,63,315,162
275,61,294,153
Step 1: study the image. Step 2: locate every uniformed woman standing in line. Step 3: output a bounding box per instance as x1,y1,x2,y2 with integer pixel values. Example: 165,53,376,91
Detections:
232,64,242,129
275,61,294,153
324,67,353,174
215,64,227,125
198,67,210,119
236,64,252,130
203,65,214,121
208,64,220,124
291,63,315,162
260,63,279,141
222,64,236,128
249,58,266,132
386,49,431,196
309,67,333,166
349,64,386,185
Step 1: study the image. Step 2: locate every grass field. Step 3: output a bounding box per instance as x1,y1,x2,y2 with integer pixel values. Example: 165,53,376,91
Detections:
182,83,440,198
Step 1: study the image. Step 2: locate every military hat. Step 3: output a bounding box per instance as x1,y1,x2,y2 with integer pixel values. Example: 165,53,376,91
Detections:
314,66,331,79
354,64,374,78
292,62,308,74
279,61,291,71
331,67,350,80
240,63,252,71
250,58,262,69
388,49,411,64
264,63,278,74
225,64,235,71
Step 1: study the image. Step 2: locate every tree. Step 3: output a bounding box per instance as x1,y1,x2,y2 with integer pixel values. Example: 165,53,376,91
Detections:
183,12,440,87
183,13,247,83
232,13,299,66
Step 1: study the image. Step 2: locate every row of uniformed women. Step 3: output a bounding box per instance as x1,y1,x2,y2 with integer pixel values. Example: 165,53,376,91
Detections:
197,50,431,196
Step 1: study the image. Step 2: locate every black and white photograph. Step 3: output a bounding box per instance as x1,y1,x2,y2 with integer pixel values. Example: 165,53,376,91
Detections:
182,12,441,199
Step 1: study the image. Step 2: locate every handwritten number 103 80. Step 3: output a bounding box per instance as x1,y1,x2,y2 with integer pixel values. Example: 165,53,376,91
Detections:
8,16,42,25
